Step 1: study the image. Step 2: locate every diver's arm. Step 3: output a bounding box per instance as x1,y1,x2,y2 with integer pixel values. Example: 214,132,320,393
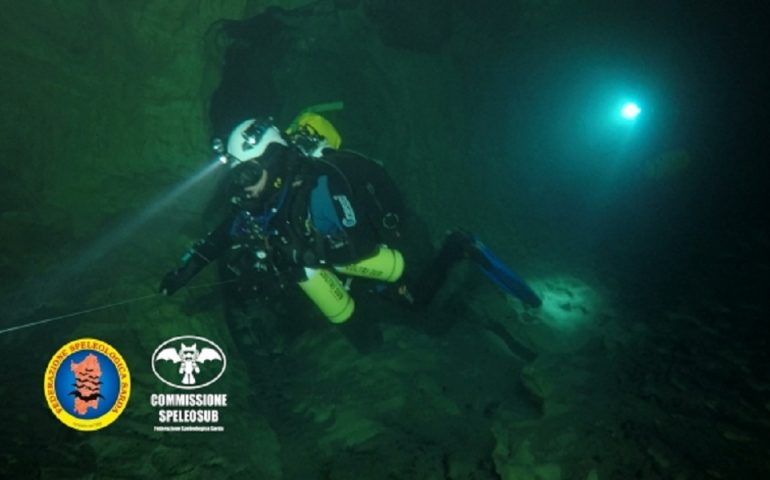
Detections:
159,218,233,295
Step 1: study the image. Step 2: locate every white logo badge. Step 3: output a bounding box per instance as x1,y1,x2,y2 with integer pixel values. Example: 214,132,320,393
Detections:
333,194,357,227
152,336,226,390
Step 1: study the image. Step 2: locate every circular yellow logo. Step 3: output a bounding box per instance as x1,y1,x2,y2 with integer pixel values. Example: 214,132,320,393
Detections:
43,338,131,431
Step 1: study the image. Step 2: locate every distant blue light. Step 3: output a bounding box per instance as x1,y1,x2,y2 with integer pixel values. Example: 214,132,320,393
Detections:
621,102,641,120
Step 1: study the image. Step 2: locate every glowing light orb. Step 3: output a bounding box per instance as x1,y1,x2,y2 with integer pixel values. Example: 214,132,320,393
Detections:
621,102,641,120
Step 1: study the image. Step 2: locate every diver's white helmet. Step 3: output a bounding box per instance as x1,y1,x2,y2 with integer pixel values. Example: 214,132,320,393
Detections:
226,118,287,166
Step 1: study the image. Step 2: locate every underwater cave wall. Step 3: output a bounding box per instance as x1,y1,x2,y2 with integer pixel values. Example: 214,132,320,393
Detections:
0,1,289,291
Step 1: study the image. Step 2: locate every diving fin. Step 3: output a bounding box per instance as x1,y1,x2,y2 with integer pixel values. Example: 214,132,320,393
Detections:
464,234,542,308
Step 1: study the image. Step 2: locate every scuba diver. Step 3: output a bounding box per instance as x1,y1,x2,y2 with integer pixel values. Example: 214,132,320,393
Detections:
159,114,541,325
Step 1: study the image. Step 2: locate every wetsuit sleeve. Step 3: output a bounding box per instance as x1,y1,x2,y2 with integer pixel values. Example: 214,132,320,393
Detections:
160,216,234,295
191,217,233,261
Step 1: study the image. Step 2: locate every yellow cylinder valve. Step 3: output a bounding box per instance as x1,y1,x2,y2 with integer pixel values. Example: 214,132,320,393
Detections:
298,268,355,324
335,246,404,283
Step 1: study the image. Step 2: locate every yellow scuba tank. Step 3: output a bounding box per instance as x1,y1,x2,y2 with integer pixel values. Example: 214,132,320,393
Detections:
335,246,404,283
298,268,355,324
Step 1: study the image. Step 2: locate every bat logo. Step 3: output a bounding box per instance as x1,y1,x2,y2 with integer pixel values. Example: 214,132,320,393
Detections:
152,336,227,390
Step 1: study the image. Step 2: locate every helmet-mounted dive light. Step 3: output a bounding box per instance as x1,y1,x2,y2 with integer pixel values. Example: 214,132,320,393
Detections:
225,117,288,168
242,118,274,148
212,137,232,165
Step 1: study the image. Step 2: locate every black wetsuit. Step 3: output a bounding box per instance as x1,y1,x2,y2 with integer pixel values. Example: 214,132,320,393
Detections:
167,146,405,300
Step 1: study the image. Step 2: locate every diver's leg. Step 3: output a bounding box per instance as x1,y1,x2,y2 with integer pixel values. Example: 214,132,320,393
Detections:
409,230,473,307
404,229,542,308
